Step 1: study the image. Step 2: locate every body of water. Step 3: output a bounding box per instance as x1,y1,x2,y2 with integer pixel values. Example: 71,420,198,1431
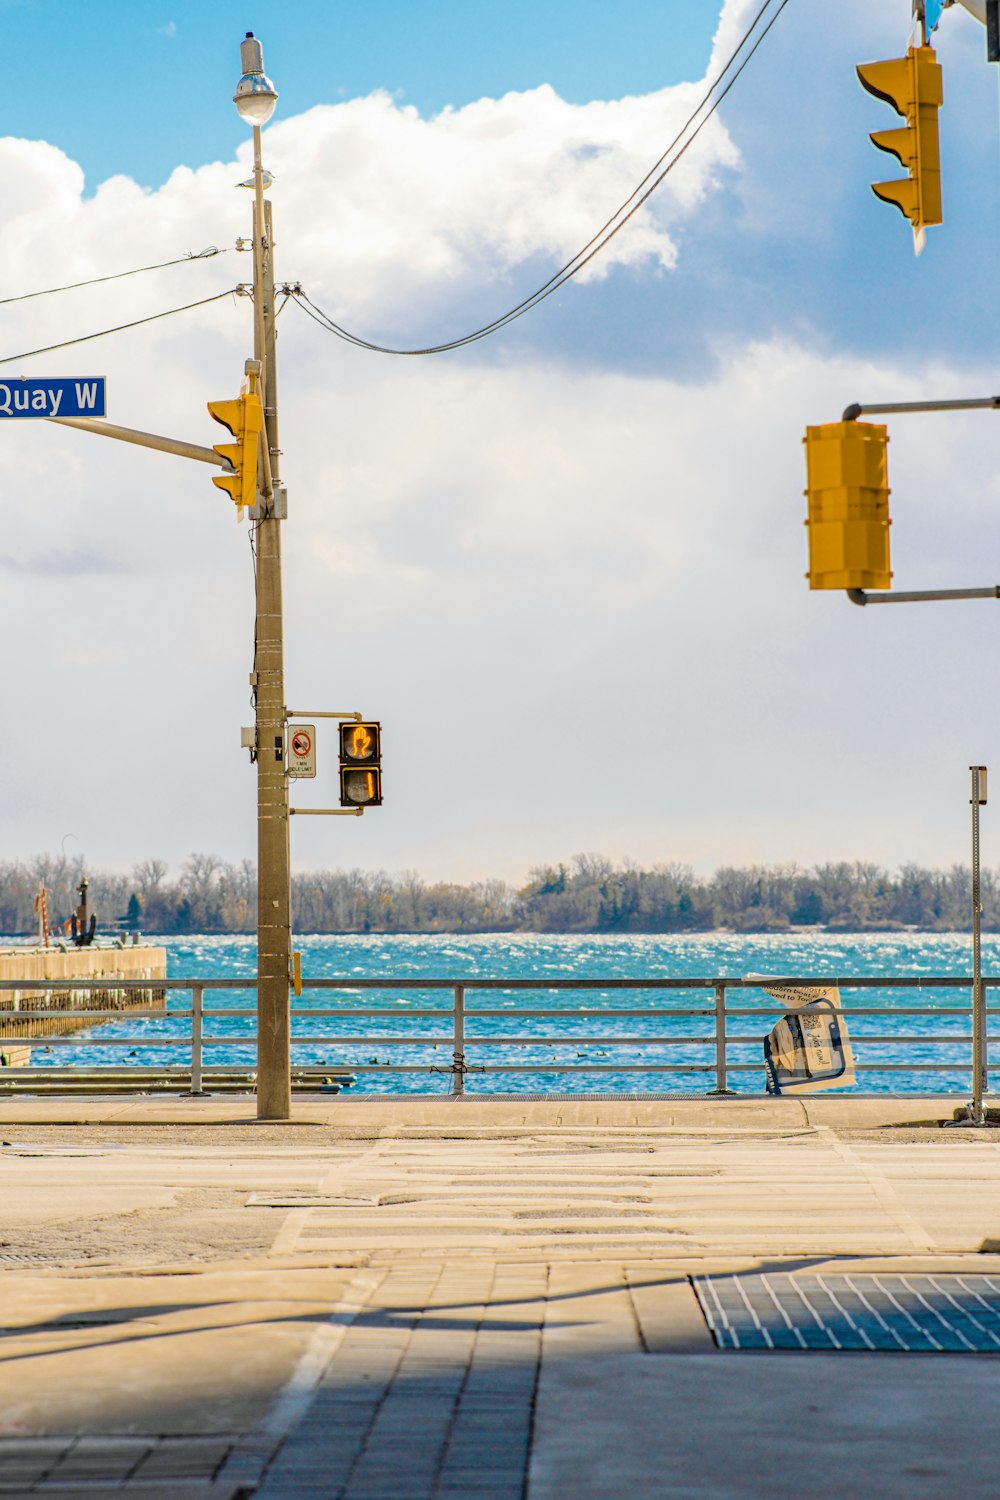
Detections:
23,930,995,1096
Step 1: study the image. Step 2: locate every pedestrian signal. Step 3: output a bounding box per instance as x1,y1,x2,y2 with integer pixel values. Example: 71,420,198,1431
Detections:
208,391,263,509
803,421,891,591
856,45,942,249
339,721,382,807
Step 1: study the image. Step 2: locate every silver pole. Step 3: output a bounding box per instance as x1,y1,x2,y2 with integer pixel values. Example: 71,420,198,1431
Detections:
452,984,466,1097
971,767,988,1124
190,984,204,1097
710,983,729,1095
845,397,1000,418
848,586,1000,606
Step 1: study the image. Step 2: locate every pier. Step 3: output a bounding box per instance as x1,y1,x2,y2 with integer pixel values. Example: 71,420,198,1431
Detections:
0,946,166,1045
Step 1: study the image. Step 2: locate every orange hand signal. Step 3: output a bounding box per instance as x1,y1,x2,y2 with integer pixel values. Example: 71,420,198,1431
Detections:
351,725,373,759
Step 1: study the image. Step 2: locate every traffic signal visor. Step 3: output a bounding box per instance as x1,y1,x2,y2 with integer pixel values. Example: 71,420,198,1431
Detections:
856,45,942,248
804,421,891,591
208,392,263,508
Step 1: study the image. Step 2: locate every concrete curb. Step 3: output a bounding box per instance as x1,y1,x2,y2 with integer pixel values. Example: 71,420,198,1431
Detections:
0,1094,965,1130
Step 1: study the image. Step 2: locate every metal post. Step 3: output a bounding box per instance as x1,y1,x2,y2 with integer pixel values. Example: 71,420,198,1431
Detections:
708,983,733,1095
252,125,292,1122
971,767,988,1124
190,985,204,1097
452,985,466,1097
47,415,228,467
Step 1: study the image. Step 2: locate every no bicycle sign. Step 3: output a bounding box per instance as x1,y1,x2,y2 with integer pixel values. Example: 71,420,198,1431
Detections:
287,723,316,779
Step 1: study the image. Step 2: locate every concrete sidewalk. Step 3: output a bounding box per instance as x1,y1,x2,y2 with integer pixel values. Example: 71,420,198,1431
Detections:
0,1096,998,1498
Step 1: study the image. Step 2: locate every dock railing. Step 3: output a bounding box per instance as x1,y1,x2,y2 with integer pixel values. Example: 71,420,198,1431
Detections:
0,975,993,1099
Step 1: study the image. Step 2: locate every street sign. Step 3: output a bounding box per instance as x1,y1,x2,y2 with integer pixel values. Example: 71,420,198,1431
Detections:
751,979,856,1096
0,378,106,419
287,723,316,779
925,0,946,32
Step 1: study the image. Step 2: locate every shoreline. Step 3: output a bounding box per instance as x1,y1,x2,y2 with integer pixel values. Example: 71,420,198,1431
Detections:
0,925,993,940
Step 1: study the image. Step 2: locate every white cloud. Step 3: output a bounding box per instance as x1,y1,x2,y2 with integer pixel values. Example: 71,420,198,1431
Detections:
3,321,998,880
268,80,738,315
0,48,740,358
0,138,83,235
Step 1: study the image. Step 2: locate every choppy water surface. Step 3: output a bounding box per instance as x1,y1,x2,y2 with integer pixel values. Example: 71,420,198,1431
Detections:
29,931,997,1095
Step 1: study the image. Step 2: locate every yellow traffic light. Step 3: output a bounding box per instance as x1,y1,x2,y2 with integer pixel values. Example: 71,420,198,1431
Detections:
856,45,942,247
207,392,263,508
339,721,382,807
803,421,891,591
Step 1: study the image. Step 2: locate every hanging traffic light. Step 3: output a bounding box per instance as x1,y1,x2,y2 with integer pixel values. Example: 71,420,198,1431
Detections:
207,391,263,508
803,421,892,590
856,44,943,247
339,721,382,807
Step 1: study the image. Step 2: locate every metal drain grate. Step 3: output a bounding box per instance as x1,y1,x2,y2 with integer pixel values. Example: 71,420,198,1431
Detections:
693,1273,1000,1352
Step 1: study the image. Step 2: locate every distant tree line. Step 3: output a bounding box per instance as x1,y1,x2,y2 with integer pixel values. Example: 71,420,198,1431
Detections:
0,851,995,937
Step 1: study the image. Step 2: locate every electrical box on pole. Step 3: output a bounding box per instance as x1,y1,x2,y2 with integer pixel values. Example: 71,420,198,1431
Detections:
803,421,892,590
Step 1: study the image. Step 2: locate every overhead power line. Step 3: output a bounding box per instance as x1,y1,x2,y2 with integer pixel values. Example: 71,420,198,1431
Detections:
0,247,230,309
0,0,791,367
0,289,240,366
290,0,793,356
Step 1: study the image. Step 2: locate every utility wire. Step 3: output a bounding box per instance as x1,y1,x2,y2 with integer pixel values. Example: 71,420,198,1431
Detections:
0,0,790,366
0,247,230,308
290,0,792,356
0,289,240,366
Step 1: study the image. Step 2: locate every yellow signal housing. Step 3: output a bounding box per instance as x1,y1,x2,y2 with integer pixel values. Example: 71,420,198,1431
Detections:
208,392,263,508
856,45,942,246
338,720,383,807
804,421,891,591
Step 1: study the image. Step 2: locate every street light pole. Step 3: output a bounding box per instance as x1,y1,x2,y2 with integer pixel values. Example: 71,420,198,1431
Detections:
970,766,988,1126
234,33,291,1121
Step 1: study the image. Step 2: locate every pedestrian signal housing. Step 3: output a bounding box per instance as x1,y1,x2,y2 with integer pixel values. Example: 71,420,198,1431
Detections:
856,45,942,247
339,721,382,807
803,421,891,591
208,391,263,509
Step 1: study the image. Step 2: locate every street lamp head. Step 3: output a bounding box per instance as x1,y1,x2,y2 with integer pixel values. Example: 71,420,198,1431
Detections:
234,32,278,126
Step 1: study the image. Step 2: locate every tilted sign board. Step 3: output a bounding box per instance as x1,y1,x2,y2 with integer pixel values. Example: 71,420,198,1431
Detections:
287,724,316,779
0,378,106,419
749,978,856,1096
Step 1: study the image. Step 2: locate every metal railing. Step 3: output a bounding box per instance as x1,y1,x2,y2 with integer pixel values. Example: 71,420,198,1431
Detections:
0,974,994,1099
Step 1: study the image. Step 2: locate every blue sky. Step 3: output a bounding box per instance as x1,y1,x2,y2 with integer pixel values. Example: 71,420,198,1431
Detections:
5,0,997,373
5,1,719,188
4,0,1000,883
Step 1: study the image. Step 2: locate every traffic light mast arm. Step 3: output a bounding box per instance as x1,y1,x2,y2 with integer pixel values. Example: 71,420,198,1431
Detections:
284,708,369,813
46,415,231,470
289,808,365,816
848,585,1000,606
838,396,1000,606
285,708,364,721
843,397,1000,419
